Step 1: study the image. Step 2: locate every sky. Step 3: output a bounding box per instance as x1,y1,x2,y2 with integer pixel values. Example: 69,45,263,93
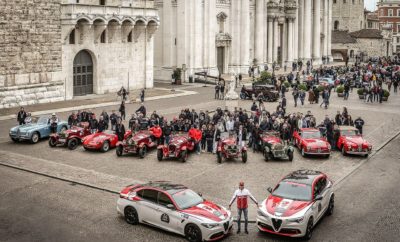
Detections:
365,0,377,11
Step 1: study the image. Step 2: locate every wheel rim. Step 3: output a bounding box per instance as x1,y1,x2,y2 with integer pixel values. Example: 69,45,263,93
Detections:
61,127,67,132
103,142,109,151
70,139,77,147
125,208,137,224
307,221,313,238
187,226,199,241
32,134,39,143
50,138,56,146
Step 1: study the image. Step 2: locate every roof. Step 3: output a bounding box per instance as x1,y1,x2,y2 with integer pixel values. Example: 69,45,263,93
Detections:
283,170,322,185
332,30,357,44
350,29,383,39
140,181,188,194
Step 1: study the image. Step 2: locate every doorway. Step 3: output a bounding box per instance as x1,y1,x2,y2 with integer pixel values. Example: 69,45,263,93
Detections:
73,50,94,96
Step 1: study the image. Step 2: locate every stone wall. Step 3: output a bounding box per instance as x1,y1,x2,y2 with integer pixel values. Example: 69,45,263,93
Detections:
332,0,365,32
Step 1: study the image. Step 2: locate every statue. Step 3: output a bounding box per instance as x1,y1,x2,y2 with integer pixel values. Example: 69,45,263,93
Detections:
224,73,239,100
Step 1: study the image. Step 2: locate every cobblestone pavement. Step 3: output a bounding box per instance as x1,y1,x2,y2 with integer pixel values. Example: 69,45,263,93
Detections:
0,84,399,241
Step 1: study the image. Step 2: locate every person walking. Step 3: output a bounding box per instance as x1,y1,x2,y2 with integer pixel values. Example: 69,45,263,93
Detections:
354,117,365,135
292,88,299,107
17,107,27,125
140,89,145,103
229,181,258,234
215,83,220,99
119,101,126,121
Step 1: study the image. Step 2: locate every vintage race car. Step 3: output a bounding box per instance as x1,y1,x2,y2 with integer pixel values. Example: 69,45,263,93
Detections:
48,122,91,150
293,128,331,158
257,170,334,240
334,126,372,157
261,131,294,161
216,137,247,163
240,85,279,102
82,130,126,152
157,134,196,162
9,116,68,144
116,130,158,158
118,181,233,242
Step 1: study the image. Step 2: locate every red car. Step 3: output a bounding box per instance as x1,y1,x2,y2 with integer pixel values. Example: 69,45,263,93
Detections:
116,130,158,158
157,134,196,162
293,128,331,158
335,126,372,157
48,122,91,150
216,137,247,163
82,130,127,152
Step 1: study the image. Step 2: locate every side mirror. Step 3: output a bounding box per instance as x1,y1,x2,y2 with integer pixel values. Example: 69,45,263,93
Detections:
198,192,203,197
315,195,323,201
267,187,273,193
166,204,175,210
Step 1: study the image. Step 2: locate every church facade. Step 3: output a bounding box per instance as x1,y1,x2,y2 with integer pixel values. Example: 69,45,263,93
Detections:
153,0,333,81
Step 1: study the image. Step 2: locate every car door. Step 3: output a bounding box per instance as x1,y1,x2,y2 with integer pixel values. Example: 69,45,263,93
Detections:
152,191,183,235
136,189,161,225
313,177,329,222
318,177,330,217
293,131,301,148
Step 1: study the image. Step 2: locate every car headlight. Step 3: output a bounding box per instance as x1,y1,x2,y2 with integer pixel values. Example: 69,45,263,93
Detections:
257,209,269,219
287,216,304,223
307,145,311,150
327,144,331,150
201,223,219,229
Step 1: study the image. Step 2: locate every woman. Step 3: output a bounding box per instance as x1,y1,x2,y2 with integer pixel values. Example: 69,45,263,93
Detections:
308,89,315,104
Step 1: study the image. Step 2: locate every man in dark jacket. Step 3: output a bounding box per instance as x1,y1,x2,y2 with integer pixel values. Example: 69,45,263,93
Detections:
354,117,365,135
97,116,107,132
110,111,118,131
162,122,173,145
89,114,98,133
136,103,147,117
115,119,126,141
17,107,27,125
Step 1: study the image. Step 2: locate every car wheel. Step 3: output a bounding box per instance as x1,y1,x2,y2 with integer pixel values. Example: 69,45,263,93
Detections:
326,195,335,216
304,218,314,240
240,93,246,99
157,149,163,161
180,150,188,163
242,151,247,163
301,147,306,157
217,151,222,163
341,146,347,156
185,224,202,242
288,151,294,161
101,141,110,152
124,206,139,225
139,146,147,159
11,137,19,143
60,126,67,133
67,138,79,150
30,132,40,144
116,145,123,157
264,150,270,162
48,137,57,147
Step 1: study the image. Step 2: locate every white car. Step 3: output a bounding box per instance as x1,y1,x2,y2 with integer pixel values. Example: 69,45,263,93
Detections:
257,170,334,240
117,181,233,242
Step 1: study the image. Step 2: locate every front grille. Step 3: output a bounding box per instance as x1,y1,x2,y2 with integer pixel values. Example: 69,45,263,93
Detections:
280,228,301,235
226,145,238,154
273,150,285,156
271,218,282,231
273,143,284,150
223,221,229,231
210,232,224,240
169,145,175,153
258,222,274,231
59,132,67,138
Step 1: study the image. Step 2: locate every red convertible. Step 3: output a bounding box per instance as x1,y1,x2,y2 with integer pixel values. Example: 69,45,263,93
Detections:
116,130,157,158
334,126,372,157
216,137,247,163
157,134,196,162
82,130,128,152
293,128,331,158
48,122,91,150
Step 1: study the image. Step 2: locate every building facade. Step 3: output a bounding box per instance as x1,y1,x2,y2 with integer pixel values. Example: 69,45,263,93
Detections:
365,10,380,29
332,0,365,32
153,0,333,81
377,0,400,53
0,0,159,109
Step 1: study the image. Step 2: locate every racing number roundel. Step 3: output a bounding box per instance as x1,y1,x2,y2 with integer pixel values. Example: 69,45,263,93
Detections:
161,213,170,223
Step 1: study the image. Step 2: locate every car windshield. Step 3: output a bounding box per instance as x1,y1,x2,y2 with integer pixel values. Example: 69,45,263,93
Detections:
172,189,204,210
341,129,359,136
302,131,321,139
36,117,48,125
272,181,312,201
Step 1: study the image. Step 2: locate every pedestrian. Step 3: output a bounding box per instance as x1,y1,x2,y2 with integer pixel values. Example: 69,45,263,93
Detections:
162,121,173,145
118,86,127,101
110,110,118,131
136,103,147,117
89,114,98,133
215,83,220,99
299,89,306,105
115,118,126,141
229,181,258,234
140,89,145,103
100,110,109,130
292,88,299,107
17,107,27,125
220,82,225,100
98,116,107,132
354,117,365,135
24,112,32,124
344,83,350,100
49,113,59,134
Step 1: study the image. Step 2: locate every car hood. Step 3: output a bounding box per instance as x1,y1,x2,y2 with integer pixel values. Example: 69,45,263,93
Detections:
85,133,113,143
132,131,150,141
303,138,328,147
65,127,84,135
182,200,229,222
265,195,312,217
344,136,366,145
10,123,46,132
221,138,236,146
262,136,282,145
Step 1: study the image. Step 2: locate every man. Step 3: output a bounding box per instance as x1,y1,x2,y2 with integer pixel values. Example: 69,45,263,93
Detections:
188,124,202,154
17,107,27,125
140,89,145,103
344,82,350,100
49,113,59,134
215,83,220,99
162,121,173,145
292,88,299,107
229,181,258,234
68,112,78,126
89,114,98,133
354,117,365,135
97,116,107,132
136,103,147,117
119,86,127,101
115,118,126,141
100,110,109,130
149,123,163,145
110,111,118,131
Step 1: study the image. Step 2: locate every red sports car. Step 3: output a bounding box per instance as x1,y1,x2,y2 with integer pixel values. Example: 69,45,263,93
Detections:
82,130,124,152
157,134,196,162
334,126,372,157
293,128,331,158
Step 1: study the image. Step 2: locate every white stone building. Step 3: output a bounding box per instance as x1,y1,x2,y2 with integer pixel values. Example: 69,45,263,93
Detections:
153,0,333,81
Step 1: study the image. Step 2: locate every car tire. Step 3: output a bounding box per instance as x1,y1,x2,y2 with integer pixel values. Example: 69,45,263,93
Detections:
341,146,347,156
101,141,110,152
139,146,147,159
124,206,139,225
217,151,222,163
48,137,57,147
67,138,79,150
60,126,67,133
288,151,294,161
264,150,270,162
301,147,306,157
240,93,246,100
326,195,335,216
185,224,202,242
157,149,163,161
242,151,247,163
181,150,188,163
30,132,40,144
116,145,123,157
304,218,314,240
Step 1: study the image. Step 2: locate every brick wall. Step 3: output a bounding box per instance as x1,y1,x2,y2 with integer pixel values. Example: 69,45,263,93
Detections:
0,0,62,79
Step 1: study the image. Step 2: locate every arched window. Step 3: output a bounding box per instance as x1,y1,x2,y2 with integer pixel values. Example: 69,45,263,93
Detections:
334,21,339,30
69,29,75,44
127,31,132,43
217,12,227,33
100,30,106,43
350,50,354,58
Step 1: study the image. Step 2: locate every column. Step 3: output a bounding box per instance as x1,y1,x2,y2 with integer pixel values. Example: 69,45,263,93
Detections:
327,0,333,61
163,0,173,66
231,0,241,69
273,18,279,62
177,0,188,68
282,20,287,67
298,0,304,59
263,4,269,65
267,18,273,64
205,0,216,70
193,0,203,69
287,18,294,64
303,0,312,60
313,0,321,64
240,0,250,70
293,6,299,61
323,0,329,59
255,0,264,67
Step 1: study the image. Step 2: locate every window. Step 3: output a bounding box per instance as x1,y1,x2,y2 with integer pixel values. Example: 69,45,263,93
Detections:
100,30,106,43
368,22,372,28
158,192,174,207
397,24,400,33
313,177,327,198
76,0,79,3
334,20,339,30
352,0,354,4
138,189,158,203
389,9,393,16
333,0,336,3
217,12,227,33
69,29,75,44
343,0,346,3
127,31,132,42
100,0,106,5
380,9,384,16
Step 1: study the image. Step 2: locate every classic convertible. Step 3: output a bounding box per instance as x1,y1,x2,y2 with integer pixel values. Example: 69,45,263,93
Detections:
9,116,68,144
334,126,372,157
293,128,331,158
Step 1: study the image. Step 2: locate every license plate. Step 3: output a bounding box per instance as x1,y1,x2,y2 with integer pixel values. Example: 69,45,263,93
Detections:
59,139,66,143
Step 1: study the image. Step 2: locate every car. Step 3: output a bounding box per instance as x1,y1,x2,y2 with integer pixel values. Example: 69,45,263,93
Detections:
216,136,247,163
82,130,128,152
116,130,158,158
48,122,91,150
261,131,294,161
293,128,331,158
240,85,279,102
157,134,196,162
257,170,335,240
9,116,68,144
117,181,233,242
319,77,335,87
334,126,372,157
